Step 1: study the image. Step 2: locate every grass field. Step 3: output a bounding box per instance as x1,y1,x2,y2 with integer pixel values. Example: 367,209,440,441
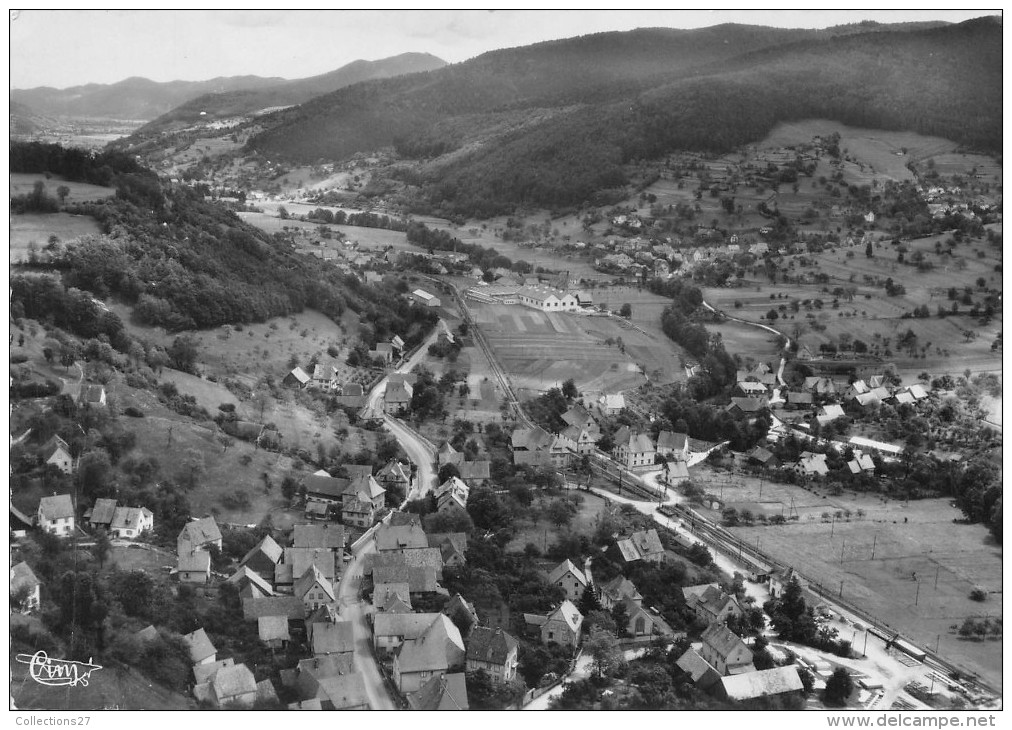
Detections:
10,213,103,263
688,466,1003,689
469,301,647,395
9,173,115,204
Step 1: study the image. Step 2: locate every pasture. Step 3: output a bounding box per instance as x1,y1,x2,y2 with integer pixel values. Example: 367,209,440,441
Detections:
10,213,102,263
9,173,115,204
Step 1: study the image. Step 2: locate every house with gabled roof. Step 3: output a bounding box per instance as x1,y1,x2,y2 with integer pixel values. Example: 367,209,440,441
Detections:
206,663,257,708
177,516,222,556
373,612,445,655
182,628,217,666
559,424,599,455
294,565,336,611
457,460,491,485
613,427,656,469
465,627,519,683
384,380,413,414
621,599,675,638
374,582,413,613
227,565,275,599
561,403,597,431
311,621,354,657
785,391,814,409
598,575,641,611
258,615,291,649
847,453,876,474
547,559,588,602
525,600,583,649
372,565,442,594
510,425,555,467
110,506,153,538
375,523,429,552
285,546,336,583
795,451,829,477
676,648,721,690
293,523,345,552
597,393,626,415
238,534,284,577
407,673,469,711
283,367,311,389
656,430,690,460
88,498,118,531
699,623,753,676
194,658,233,685
377,459,411,488
394,614,466,693
816,403,846,425
437,442,463,466
178,550,211,584
612,529,665,564
241,596,307,622
38,494,75,536
41,435,73,474
726,397,769,417
367,548,444,579
686,585,743,626
428,532,468,568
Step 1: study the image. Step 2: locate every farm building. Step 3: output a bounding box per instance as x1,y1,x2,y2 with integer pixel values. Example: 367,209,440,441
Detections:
41,435,74,474
848,436,902,456
283,367,311,389
37,494,75,537
412,289,441,308
717,666,804,701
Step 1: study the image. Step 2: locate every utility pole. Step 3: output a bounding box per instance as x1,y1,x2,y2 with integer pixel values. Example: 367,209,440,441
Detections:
841,540,846,564
915,581,921,606
839,580,844,598
934,565,940,590
871,533,877,560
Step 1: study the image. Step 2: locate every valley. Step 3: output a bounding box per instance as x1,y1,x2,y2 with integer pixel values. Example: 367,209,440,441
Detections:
9,12,1001,715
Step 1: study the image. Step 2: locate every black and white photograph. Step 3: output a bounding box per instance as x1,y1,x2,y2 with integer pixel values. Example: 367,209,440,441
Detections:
8,8,1003,717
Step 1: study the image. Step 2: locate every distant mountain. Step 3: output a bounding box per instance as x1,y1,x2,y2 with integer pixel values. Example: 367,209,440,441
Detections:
10,53,446,122
241,17,1001,217
10,75,285,120
132,52,447,134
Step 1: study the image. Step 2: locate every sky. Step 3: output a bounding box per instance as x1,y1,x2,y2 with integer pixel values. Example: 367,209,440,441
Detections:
9,8,995,89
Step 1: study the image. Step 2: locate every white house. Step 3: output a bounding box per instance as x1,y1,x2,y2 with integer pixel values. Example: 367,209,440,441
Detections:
109,506,154,539
10,561,42,612
412,289,441,308
38,494,75,536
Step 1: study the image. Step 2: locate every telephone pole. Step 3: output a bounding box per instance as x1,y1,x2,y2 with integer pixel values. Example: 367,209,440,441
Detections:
871,533,877,560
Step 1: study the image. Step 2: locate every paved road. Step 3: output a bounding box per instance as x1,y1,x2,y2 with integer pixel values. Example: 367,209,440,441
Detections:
364,324,442,503
336,539,397,711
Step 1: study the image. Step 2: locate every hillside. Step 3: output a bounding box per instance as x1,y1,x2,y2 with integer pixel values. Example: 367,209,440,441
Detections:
131,52,447,135
244,18,1001,217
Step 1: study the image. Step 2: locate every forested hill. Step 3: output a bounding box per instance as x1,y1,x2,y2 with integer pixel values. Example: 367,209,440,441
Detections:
9,142,436,347
128,53,447,135
245,18,1001,218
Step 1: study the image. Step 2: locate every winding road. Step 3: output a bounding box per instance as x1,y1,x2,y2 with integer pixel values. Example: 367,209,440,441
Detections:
333,324,444,710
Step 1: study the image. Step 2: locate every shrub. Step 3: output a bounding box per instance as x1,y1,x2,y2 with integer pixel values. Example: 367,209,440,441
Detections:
969,587,987,602
123,406,145,418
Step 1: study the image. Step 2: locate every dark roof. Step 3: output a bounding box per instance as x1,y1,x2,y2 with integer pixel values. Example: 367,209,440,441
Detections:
457,460,490,481
701,623,752,662
242,596,306,621
179,516,222,547
293,523,345,550
302,475,350,499
372,565,440,593
90,498,118,525
239,534,284,567
311,621,355,655
375,523,429,552
38,494,74,521
407,673,469,711
465,627,518,665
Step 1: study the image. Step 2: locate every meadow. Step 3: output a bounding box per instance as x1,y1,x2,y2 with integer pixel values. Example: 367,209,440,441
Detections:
10,213,103,263
686,464,1002,689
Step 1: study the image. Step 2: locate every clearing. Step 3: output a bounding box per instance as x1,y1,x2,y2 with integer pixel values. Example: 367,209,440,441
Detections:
9,173,115,204
10,213,102,263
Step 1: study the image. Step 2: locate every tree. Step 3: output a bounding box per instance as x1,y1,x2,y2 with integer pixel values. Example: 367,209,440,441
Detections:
111,570,155,618
619,303,632,319
610,601,631,636
168,334,199,373
578,586,601,617
547,499,576,528
92,528,111,568
467,487,510,530
78,449,114,501
822,667,854,706
60,344,78,372
437,462,461,483
561,378,578,400
766,576,817,644
179,448,206,490
56,185,70,204
585,629,624,679
865,241,874,258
